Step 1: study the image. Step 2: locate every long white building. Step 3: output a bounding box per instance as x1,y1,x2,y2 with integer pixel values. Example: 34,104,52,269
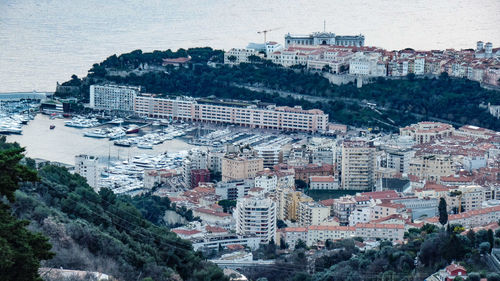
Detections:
89,85,328,132
134,95,329,132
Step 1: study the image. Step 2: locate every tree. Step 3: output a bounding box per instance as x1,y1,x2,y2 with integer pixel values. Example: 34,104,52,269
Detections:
479,242,491,254
438,198,448,226
248,55,261,63
0,142,54,280
295,179,307,190
468,272,481,281
488,273,500,281
277,219,288,229
227,55,237,63
295,239,307,250
467,229,476,247
322,65,332,73
488,229,495,253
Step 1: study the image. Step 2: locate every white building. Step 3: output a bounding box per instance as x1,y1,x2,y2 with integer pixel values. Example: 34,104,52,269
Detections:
341,140,376,190
224,48,259,65
216,179,254,200
349,207,373,226
89,84,140,112
235,197,277,243
309,176,339,190
74,155,100,190
349,52,386,76
284,32,365,48
414,57,425,75
265,42,283,55
254,172,278,193
134,96,329,133
254,145,282,169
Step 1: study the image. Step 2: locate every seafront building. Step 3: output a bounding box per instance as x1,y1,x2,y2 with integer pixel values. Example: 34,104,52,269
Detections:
89,85,329,132
89,84,140,112
134,95,329,133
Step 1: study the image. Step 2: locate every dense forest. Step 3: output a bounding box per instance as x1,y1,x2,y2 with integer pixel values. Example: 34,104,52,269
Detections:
57,48,500,131
0,137,227,281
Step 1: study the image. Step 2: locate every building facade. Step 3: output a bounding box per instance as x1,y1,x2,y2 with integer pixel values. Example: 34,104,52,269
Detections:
89,84,140,112
284,32,365,48
235,197,277,243
134,96,329,133
341,140,376,190
74,155,100,190
221,156,264,181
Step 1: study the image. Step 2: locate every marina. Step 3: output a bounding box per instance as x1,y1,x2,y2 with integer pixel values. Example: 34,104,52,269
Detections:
5,114,197,165
0,100,37,135
99,151,187,195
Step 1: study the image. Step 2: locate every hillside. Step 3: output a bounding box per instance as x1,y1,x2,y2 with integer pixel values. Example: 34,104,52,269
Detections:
56,48,500,131
0,137,227,281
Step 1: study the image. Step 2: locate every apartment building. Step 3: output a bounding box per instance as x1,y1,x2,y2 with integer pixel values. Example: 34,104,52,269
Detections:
341,140,376,190
215,179,254,200
408,154,454,183
306,225,355,246
370,202,405,221
297,201,330,227
384,147,415,174
424,205,500,228
354,223,405,241
253,145,282,169
89,84,140,112
221,156,264,181
276,187,313,221
224,48,259,65
235,197,277,243
134,95,329,133
293,163,334,183
74,155,100,190
282,223,404,247
278,227,307,249
333,196,357,225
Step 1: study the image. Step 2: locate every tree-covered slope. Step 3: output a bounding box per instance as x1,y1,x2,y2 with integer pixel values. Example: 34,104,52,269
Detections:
0,137,226,281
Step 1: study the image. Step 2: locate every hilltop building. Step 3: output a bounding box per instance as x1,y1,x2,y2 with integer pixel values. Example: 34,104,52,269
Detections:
284,31,365,48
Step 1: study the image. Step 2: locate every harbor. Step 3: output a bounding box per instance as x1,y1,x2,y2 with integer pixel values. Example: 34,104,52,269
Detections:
5,114,197,165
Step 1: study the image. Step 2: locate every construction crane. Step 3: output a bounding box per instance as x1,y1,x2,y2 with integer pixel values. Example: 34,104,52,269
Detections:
257,27,281,44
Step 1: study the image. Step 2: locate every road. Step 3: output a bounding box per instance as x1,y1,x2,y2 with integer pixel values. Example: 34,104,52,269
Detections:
233,84,466,128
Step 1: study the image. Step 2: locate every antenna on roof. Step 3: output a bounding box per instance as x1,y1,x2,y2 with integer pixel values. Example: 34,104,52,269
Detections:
323,20,326,32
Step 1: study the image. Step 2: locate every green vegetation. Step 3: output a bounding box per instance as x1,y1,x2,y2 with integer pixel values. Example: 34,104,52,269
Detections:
0,137,53,281
244,224,494,281
439,197,448,226
57,48,500,131
0,137,226,281
305,189,358,201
